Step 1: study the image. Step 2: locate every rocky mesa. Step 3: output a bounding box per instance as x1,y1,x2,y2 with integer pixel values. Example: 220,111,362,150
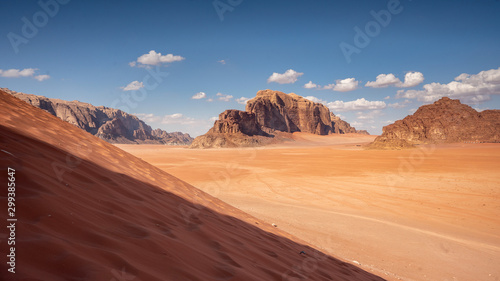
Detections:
4,88,193,145
191,89,368,148
369,97,500,149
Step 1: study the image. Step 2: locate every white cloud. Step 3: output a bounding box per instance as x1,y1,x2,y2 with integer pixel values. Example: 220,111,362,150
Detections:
0,68,35,77
356,110,383,121
134,113,214,137
207,98,214,102
399,72,424,88
135,113,197,125
304,81,319,89
131,50,185,67
121,81,144,91
209,116,219,122
305,95,327,105
236,97,250,104
351,121,363,127
396,67,500,103
160,113,196,125
327,98,386,112
365,73,400,88
388,100,411,108
217,92,233,102
191,92,206,100
0,68,50,82
326,78,359,92
134,113,161,123
384,96,391,100
267,69,304,84
217,60,226,65
34,74,50,81
365,72,424,88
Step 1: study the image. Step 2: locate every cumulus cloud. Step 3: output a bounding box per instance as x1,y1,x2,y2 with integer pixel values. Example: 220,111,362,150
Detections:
267,69,304,84
34,74,50,81
356,110,383,123
384,96,391,100
216,92,233,102
365,73,400,88
324,78,359,92
327,98,386,112
304,81,319,89
217,60,226,65
160,113,196,125
131,50,185,67
396,67,500,103
121,81,144,91
350,121,363,127
399,72,425,88
365,72,424,88
209,116,219,122
0,68,35,78
135,113,199,126
304,96,327,105
388,100,412,108
236,97,250,104
0,68,50,81
134,113,161,123
191,92,206,100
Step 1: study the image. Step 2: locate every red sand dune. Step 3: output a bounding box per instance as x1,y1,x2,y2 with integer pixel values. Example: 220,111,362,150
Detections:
0,92,385,280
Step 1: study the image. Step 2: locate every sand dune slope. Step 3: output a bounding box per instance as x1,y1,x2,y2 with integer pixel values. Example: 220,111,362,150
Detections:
0,91,385,280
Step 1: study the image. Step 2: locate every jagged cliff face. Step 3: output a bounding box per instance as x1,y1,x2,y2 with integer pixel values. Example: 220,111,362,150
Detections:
210,110,267,136
5,89,193,145
369,97,500,149
246,90,333,135
191,90,367,148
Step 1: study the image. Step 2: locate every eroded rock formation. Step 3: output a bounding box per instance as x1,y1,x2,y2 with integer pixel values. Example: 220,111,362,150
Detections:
369,97,500,149
191,90,367,148
5,88,193,145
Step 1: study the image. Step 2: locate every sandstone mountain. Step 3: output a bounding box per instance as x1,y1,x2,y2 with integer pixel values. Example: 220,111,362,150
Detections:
191,90,368,148
369,97,500,149
3,88,193,145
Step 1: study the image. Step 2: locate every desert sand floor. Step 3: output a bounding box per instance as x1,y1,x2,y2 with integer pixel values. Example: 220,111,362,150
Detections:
118,134,500,281
1,91,386,281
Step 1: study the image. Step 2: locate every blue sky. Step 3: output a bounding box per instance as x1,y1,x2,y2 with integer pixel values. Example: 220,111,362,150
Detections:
1,0,500,136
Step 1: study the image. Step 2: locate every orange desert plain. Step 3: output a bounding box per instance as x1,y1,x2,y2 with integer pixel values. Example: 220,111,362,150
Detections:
118,134,500,281
0,89,386,279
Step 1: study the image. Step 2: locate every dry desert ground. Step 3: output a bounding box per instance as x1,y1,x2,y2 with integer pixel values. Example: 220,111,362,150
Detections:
0,90,385,281
118,134,500,281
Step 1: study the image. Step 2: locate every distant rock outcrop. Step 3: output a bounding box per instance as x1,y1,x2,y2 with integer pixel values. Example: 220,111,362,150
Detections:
330,113,356,134
210,110,268,136
246,90,333,135
191,90,367,148
4,88,193,145
369,97,500,149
